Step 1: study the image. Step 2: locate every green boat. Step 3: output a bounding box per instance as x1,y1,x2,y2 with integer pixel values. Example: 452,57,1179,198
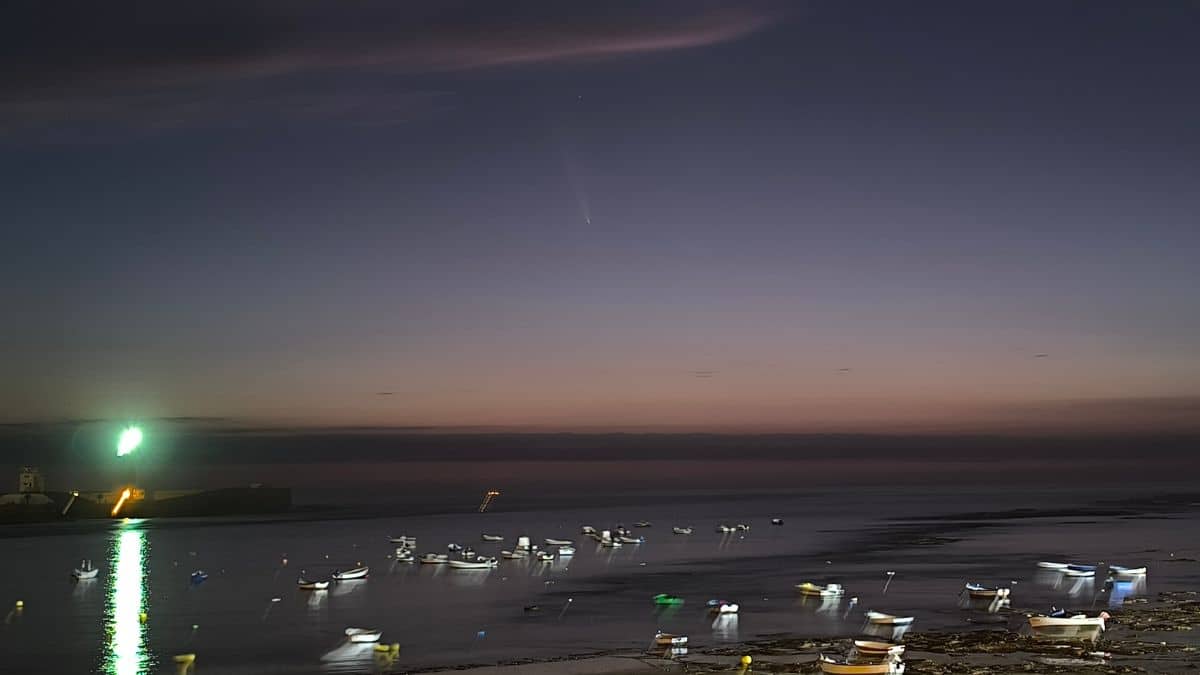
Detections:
653,593,684,606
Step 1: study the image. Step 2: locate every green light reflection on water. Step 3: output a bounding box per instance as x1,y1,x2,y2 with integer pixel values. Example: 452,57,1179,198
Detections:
104,521,152,675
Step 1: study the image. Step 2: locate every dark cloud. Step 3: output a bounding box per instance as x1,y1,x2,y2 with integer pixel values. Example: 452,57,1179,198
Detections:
1,1,781,133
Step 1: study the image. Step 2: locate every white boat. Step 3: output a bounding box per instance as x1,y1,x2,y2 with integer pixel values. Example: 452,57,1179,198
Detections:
344,627,382,643
481,534,504,542
706,600,739,614
853,640,905,657
1029,611,1109,631
672,527,693,535
544,538,574,546
770,518,784,525
558,546,576,556
515,536,533,551
866,611,915,625
634,521,652,528
617,535,644,544
964,583,1010,599
1037,561,1069,570
581,525,596,534
653,631,688,646
389,536,416,546
818,655,904,674
332,566,369,581
1109,565,1147,577
419,553,449,565
735,523,751,531
394,549,414,563
297,578,330,590
72,560,99,580
449,557,498,569
536,551,555,562
716,525,735,533
500,550,527,559
796,582,844,597
1064,568,1095,578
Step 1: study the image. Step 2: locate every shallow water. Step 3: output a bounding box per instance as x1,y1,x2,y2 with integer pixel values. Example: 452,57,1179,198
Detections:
1,485,1197,673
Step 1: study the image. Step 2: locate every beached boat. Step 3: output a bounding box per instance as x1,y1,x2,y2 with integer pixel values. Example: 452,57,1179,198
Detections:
1029,611,1109,631
332,566,369,581
818,655,904,674
1037,561,1069,570
672,526,693,535
72,560,99,580
1109,565,1147,577
481,534,504,542
449,557,498,569
716,525,735,533
558,546,576,556
419,553,449,565
500,550,527,559
964,583,1010,599
345,627,382,643
853,640,905,657
771,518,784,525
544,538,574,546
634,521,652,528
706,599,739,614
653,593,684,606
617,535,644,544
297,578,330,590
536,551,555,562
866,611,915,625
654,631,688,646
796,582,844,597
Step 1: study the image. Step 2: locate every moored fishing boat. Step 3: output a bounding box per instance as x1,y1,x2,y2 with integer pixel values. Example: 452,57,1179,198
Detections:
735,523,751,531
1064,567,1095,578
634,521,652,528
716,524,735,533
866,611,914,625
964,583,1010,599
672,526,693,535
481,534,504,542
1037,561,1069,570
419,553,449,565
389,536,416,546
332,566,369,581
345,627,382,643
394,549,414,563
71,560,99,580
653,593,684,606
706,599,739,614
654,631,688,646
536,551,555,562
770,518,784,525
500,550,527,559
1109,565,1147,577
449,557,498,569
617,535,644,544
544,538,573,546
796,582,844,597
297,578,330,590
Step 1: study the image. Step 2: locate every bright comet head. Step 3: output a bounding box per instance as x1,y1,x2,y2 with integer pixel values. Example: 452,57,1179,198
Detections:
117,426,143,456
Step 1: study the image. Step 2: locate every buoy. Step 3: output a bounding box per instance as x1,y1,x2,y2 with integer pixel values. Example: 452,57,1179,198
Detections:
741,655,752,666
139,612,147,623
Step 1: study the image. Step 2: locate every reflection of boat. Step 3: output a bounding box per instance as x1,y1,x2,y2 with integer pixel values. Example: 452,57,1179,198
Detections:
1037,561,1069,570
1109,565,1147,577
332,566,369,580
653,593,684,606
345,627,382,643
672,527,693,535
449,558,498,569
796,582,844,597
1029,611,1109,631
544,538,574,546
706,599,739,614
854,640,905,657
654,631,688,646
818,655,904,674
419,553,449,565
964,583,1010,599
481,534,504,542
298,578,330,590
866,611,914,625
72,560,99,580
558,546,576,556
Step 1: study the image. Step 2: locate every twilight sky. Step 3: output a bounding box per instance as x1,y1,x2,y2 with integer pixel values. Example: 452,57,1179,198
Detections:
3,0,1199,436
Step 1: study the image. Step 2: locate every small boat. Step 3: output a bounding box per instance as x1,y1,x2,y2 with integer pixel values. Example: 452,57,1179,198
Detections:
770,518,784,525
672,527,693,535
1109,565,1147,577
1029,611,1110,631
297,578,330,590
735,523,751,531
481,534,504,542
706,599,739,614
536,551,555,562
796,582,844,597
1067,564,1096,572
389,536,416,546
515,536,533,551
617,535,644,544
345,627,382,643
447,543,464,552
854,640,905,656
634,521,652,528
716,525,735,533
190,570,209,585
332,566,368,581
1064,568,1095,578
544,538,574,546
419,553,449,565
600,539,623,548
866,611,915,625
558,546,576,556
449,558,498,569
654,631,688,646
653,593,684,606
1037,561,1069,570
818,655,903,674
523,605,541,613
72,560,99,580
394,549,414,563
500,550,527,559
580,525,597,535
964,583,1010,599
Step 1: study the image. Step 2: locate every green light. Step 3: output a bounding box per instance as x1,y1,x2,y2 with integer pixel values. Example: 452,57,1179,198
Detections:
117,427,143,457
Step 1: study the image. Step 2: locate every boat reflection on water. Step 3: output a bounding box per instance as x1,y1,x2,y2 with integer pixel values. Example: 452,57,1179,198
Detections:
1107,575,1148,608
796,593,843,615
711,613,739,641
104,521,151,675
